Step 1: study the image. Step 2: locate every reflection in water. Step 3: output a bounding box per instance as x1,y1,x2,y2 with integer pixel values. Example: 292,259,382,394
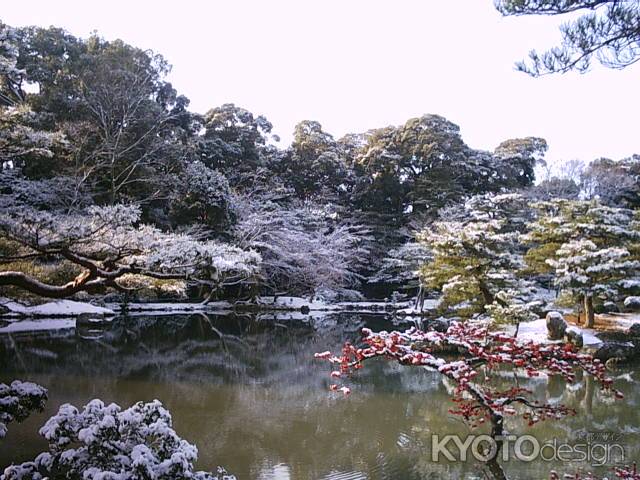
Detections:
1,313,639,479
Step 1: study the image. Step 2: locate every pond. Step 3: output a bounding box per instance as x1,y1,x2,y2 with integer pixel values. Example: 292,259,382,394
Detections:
1,312,639,479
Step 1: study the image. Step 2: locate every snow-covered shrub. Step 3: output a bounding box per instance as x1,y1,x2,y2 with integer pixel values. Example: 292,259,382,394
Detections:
1,399,234,480
0,380,47,439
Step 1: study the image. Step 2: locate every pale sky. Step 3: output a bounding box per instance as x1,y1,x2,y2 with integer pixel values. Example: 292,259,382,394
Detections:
2,0,639,166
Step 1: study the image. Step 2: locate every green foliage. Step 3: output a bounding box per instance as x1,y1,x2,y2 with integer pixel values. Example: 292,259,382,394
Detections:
280,120,351,200
198,103,275,186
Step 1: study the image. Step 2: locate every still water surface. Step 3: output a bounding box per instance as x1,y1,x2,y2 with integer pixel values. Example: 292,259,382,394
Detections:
1,312,639,479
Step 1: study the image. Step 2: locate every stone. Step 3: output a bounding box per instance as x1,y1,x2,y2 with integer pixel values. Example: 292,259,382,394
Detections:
594,341,637,363
624,296,640,311
565,327,583,349
546,311,567,340
627,323,640,337
429,317,451,333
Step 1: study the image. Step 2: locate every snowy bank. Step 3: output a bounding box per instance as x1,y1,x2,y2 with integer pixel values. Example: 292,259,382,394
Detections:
1,299,115,318
106,301,232,316
0,318,76,334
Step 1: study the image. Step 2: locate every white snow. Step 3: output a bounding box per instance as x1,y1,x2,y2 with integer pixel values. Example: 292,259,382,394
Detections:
106,302,232,316
517,318,602,347
1,299,115,318
257,296,339,311
395,299,441,315
0,319,75,334
624,296,640,308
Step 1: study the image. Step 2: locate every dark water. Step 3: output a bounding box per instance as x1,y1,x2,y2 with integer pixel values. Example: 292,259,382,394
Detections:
1,312,639,479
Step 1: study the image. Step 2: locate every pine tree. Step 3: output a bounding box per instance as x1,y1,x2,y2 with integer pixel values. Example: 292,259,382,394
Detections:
525,199,640,327
419,194,533,318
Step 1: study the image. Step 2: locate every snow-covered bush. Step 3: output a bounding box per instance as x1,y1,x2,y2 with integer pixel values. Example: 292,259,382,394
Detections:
0,380,47,439
485,289,538,328
1,399,234,480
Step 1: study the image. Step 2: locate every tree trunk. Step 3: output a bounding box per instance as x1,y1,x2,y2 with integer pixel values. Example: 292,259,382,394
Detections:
414,285,425,312
478,280,495,306
583,294,594,328
485,413,508,480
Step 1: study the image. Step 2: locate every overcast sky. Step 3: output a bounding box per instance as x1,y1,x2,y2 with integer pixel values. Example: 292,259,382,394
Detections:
3,0,639,166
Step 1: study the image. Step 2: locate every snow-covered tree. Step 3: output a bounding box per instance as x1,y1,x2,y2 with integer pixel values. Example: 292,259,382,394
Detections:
0,22,25,106
525,200,640,274
419,194,534,318
548,240,639,327
0,380,47,439
0,105,67,173
0,202,260,299
169,161,233,230
524,199,640,326
1,399,234,480
581,156,640,209
233,196,369,300
368,240,432,294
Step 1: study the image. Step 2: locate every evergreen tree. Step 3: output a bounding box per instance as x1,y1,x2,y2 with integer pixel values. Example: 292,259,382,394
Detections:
496,0,640,75
524,199,640,326
548,239,638,327
419,194,533,318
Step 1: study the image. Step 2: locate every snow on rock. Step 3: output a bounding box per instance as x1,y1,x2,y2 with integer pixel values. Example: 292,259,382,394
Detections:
624,296,640,310
1,299,115,318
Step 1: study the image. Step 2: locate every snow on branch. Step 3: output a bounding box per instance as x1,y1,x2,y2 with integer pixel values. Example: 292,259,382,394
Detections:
0,203,261,298
0,380,47,439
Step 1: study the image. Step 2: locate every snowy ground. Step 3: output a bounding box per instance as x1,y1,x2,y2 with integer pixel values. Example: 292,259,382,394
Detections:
590,313,640,332
516,318,602,346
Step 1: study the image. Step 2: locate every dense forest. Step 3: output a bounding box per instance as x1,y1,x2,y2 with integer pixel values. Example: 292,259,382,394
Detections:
1,21,638,311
